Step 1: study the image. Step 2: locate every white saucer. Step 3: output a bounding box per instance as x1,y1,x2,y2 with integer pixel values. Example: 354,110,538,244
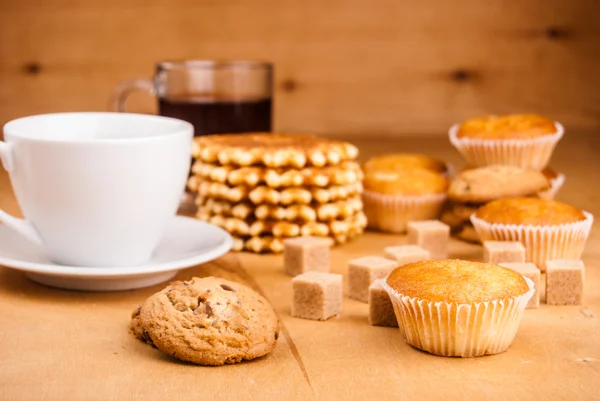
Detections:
0,216,233,291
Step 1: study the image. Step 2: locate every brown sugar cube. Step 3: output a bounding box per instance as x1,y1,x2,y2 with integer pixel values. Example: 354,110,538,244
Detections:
484,241,526,264
384,245,430,266
347,256,398,302
283,236,333,277
291,272,342,320
407,220,450,260
546,260,585,305
500,262,541,309
368,279,398,327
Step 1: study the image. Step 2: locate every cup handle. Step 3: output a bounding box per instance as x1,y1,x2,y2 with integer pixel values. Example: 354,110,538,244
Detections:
0,141,43,245
108,78,155,112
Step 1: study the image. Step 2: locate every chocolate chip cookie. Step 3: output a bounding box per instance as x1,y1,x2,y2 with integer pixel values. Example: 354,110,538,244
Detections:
455,223,481,244
129,306,154,345
138,277,279,366
450,203,480,221
448,165,549,203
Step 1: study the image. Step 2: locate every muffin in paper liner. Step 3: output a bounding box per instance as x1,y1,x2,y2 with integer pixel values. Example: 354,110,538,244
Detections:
470,211,593,271
538,171,565,200
382,276,534,357
362,190,447,234
448,123,564,170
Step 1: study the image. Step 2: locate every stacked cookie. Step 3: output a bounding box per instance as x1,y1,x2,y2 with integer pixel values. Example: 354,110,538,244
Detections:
442,165,550,243
188,133,367,253
447,114,567,243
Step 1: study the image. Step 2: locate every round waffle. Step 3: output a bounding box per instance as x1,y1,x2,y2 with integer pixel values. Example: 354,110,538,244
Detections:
196,211,367,238
195,181,363,205
192,133,359,168
191,160,363,188
187,175,201,193
234,236,286,253
196,197,363,222
230,229,365,253
195,198,255,220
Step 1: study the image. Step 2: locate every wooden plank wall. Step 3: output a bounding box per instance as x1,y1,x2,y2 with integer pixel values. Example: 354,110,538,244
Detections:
0,0,598,137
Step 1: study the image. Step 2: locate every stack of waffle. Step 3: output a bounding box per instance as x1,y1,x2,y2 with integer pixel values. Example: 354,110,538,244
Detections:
188,133,367,253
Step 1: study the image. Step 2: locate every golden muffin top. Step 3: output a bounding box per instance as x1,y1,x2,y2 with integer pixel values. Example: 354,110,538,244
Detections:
386,259,530,303
363,168,449,196
363,153,447,175
474,197,586,226
456,114,558,139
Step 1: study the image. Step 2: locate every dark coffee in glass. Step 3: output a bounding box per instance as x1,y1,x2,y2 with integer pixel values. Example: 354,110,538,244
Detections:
112,60,273,136
158,96,271,135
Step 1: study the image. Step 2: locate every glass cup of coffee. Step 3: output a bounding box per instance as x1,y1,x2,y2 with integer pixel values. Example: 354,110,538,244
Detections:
111,60,273,135
110,60,273,211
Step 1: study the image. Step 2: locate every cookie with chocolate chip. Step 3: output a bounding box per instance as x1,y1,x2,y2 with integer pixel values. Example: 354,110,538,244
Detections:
448,165,549,203
138,277,279,365
129,306,155,345
455,223,481,244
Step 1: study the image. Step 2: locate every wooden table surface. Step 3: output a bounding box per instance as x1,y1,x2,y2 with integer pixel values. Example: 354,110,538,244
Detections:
0,133,598,401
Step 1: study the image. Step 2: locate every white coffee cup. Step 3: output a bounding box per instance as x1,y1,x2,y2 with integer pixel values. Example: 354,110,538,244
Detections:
0,112,193,267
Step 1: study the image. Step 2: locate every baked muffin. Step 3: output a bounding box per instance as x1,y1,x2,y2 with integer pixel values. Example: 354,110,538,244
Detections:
471,198,593,270
449,114,563,170
362,153,450,176
538,167,565,200
382,259,534,357
362,168,448,233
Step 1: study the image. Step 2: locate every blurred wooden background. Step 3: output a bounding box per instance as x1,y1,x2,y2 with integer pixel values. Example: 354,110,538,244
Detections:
0,0,598,137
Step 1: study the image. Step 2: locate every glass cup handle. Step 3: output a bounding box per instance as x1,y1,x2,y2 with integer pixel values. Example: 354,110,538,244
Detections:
109,78,155,112
0,141,43,245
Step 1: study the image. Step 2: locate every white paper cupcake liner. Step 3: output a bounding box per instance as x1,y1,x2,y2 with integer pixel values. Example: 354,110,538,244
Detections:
471,211,593,271
448,123,564,170
538,172,566,200
362,190,447,234
382,277,534,357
